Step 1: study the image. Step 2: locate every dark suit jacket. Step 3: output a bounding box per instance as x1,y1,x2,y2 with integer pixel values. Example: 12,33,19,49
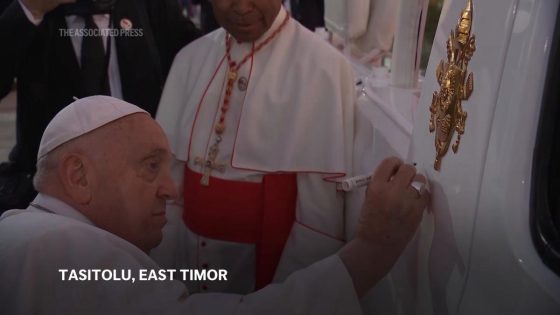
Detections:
0,0,200,173
290,0,324,31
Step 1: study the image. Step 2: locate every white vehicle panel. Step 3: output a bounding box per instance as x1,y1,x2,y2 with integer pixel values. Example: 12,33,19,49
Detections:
406,1,519,313
460,0,560,313
341,0,560,313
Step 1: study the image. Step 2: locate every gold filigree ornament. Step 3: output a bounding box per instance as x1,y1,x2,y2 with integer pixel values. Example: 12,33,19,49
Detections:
429,0,476,171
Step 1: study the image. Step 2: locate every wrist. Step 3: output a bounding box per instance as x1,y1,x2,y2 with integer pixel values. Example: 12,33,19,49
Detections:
339,238,397,297
356,225,408,250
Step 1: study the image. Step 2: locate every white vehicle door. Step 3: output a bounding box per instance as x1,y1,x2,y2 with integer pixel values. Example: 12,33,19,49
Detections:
364,0,560,314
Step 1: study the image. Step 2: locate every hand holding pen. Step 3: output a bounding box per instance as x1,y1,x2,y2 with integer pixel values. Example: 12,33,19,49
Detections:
336,160,429,195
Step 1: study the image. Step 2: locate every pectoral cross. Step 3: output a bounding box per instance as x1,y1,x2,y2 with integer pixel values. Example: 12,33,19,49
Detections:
192,47,243,186
194,141,226,186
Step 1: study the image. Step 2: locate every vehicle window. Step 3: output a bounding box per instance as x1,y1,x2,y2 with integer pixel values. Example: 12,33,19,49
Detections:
531,6,560,277
420,0,444,71
551,121,560,230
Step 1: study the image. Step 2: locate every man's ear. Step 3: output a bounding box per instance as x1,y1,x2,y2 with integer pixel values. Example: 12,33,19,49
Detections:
58,153,93,205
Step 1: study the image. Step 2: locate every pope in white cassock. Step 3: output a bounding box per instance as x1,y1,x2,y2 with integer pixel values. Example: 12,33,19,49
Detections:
0,96,429,314
154,0,357,293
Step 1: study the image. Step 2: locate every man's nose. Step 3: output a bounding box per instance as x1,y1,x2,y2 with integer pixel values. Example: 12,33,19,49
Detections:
158,171,178,200
232,0,254,15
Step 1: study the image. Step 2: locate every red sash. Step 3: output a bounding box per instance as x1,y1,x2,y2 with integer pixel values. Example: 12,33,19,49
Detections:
183,167,297,289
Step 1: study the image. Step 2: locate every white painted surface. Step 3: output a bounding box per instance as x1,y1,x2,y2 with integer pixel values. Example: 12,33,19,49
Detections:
357,0,560,314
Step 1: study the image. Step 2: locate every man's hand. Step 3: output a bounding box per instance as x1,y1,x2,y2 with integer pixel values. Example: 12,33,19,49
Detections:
20,0,75,20
357,156,428,251
339,157,430,297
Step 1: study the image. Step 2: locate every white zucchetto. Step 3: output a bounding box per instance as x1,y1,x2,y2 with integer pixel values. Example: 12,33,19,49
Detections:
38,95,148,159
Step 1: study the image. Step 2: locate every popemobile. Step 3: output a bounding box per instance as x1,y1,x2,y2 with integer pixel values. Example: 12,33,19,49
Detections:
331,0,560,313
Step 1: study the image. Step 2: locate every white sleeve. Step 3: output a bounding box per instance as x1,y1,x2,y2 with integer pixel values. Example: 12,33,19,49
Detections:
185,255,362,315
1,213,361,314
273,174,346,282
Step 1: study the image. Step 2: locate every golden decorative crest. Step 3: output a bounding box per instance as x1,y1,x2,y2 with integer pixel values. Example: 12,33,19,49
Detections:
429,0,476,170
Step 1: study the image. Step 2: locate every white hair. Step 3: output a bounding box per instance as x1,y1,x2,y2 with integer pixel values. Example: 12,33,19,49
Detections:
33,151,61,191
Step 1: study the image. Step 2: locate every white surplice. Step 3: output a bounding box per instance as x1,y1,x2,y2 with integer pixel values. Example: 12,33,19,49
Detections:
153,7,357,294
0,193,362,314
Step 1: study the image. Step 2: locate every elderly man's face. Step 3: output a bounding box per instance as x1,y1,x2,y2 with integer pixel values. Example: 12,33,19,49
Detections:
211,0,282,42
90,114,177,252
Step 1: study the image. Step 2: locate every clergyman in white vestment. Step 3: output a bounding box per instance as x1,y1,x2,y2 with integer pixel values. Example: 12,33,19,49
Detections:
0,194,361,314
154,1,357,294
0,96,361,314
0,96,429,314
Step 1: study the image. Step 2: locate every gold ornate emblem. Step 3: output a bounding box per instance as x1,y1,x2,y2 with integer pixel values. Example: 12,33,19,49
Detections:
429,0,476,170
